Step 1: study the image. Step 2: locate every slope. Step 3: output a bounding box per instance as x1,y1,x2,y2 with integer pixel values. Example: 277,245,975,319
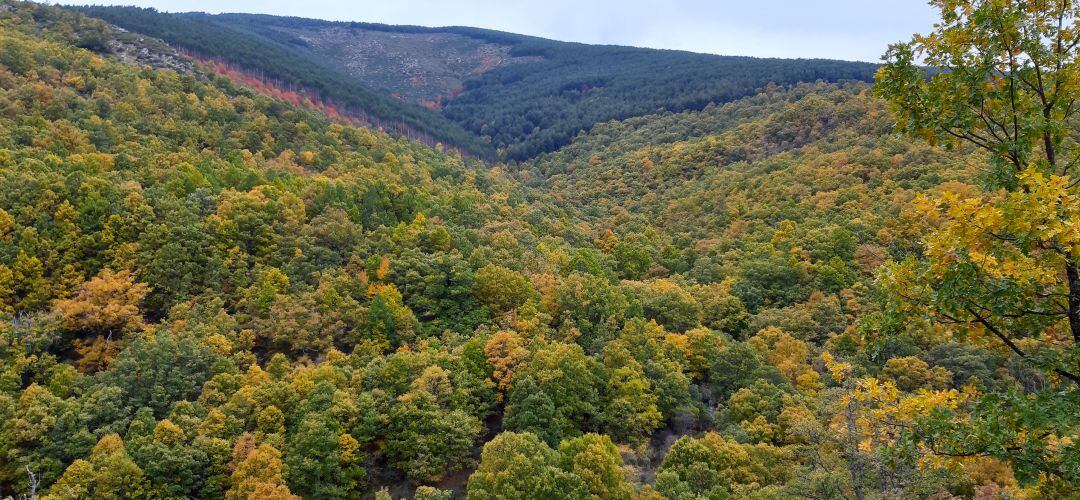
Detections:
2,1,1062,498
70,5,495,158
73,6,880,161
520,81,975,312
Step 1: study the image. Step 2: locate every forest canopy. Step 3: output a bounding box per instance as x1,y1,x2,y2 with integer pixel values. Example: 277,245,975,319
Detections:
73,6,878,161
0,0,1076,499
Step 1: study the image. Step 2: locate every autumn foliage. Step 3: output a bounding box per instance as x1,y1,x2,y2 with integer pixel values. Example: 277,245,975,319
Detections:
0,1,1075,498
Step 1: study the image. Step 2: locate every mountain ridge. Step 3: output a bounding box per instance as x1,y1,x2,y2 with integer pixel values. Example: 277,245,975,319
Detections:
72,5,880,160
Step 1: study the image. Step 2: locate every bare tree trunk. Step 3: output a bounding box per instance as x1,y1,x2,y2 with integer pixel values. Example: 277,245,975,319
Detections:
842,404,865,500
1066,258,1080,346
25,465,39,500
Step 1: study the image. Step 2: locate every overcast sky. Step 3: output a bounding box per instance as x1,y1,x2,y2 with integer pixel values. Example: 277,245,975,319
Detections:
55,0,939,62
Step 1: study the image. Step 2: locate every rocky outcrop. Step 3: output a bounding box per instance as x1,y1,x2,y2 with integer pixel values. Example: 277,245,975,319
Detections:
101,28,194,74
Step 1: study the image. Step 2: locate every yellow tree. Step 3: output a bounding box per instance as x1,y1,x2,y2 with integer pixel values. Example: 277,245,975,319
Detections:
748,326,821,393
875,0,1080,486
484,330,528,399
876,0,1080,383
821,353,971,499
54,268,149,335
226,442,297,500
53,268,150,371
830,376,969,497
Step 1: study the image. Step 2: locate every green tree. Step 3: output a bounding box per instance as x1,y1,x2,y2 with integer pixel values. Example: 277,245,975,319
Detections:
285,412,362,499
655,432,790,499
94,331,218,418
45,434,149,500
613,241,652,280
607,319,691,420
364,283,420,347
708,341,787,401
125,416,214,498
727,380,788,444
548,273,634,351
504,343,605,446
466,432,587,500
601,365,662,444
11,250,51,312
385,391,482,482
625,279,702,333
473,263,533,314
691,282,749,338
556,433,632,500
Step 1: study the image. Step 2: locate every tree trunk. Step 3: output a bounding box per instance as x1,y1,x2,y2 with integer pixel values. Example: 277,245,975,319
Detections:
1066,257,1080,345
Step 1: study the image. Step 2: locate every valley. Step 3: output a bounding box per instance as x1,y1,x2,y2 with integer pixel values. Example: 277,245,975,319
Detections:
0,1,1076,499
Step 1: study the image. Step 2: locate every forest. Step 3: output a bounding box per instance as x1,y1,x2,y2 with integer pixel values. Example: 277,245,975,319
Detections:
0,0,1077,499
71,6,879,161
68,5,496,159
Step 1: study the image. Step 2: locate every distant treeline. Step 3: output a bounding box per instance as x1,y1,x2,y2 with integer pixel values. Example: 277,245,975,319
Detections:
73,5,497,158
74,6,879,161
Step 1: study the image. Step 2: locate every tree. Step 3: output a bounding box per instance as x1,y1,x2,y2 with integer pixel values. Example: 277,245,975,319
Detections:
53,268,150,372
94,331,218,418
45,434,149,500
285,412,362,499
664,327,723,381
690,281,749,338
227,442,297,500
654,432,789,499
252,283,363,357
727,379,787,444
501,377,559,445
547,273,633,351
466,432,587,500
473,263,533,314
600,365,662,443
384,390,482,482
504,342,604,446
556,434,632,500
613,241,652,280
708,341,787,401
414,486,453,500
624,279,702,333
606,319,691,420
125,417,216,499
881,356,951,392
54,269,149,336
8,384,71,495
875,0,1080,485
11,250,51,312
363,283,419,347
747,327,821,393
484,330,527,399
825,369,967,498
922,343,999,387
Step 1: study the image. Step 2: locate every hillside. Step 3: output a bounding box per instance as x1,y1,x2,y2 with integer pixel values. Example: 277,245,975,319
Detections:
208,14,542,106
1,1,1076,499
69,5,496,158
519,81,971,312
72,6,879,160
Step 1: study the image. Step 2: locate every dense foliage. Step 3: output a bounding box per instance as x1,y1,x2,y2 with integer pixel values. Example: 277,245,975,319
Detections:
71,5,495,158
72,6,878,161
874,0,1080,487
0,1,1075,499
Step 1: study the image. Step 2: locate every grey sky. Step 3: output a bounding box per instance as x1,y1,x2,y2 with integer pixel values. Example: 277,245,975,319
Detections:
56,0,939,62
